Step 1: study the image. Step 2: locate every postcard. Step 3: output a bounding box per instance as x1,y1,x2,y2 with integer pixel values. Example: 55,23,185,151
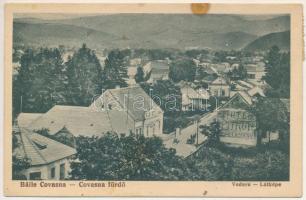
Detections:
3,3,303,197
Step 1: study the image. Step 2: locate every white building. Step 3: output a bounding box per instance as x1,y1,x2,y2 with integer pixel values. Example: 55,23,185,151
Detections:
18,85,164,138
208,77,230,98
143,61,170,84
13,127,76,180
91,85,164,136
180,83,210,111
245,62,266,81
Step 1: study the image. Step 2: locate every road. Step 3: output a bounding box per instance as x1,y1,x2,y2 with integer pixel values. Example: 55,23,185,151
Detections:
163,111,218,158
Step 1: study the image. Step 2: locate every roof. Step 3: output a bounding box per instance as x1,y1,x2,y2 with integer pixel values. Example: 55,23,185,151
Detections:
210,63,231,73
222,91,253,109
245,63,265,72
237,91,253,105
247,86,265,97
210,77,229,85
17,128,76,166
127,67,137,76
130,58,142,66
92,85,163,121
181,85,209,100
17,113,43,128
28,105,130,137
199,65,217,75
144,61,169,79
202,74,217,83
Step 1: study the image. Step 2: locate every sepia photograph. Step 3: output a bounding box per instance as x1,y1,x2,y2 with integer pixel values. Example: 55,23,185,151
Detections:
3,3,303,197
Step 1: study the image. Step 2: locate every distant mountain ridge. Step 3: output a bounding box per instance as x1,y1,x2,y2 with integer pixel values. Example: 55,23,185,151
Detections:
244,31,290,52
13,14,290,50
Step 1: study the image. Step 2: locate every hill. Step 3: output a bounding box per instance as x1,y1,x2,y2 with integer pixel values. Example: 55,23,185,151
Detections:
13,22,119,48
244,31,290,52
13,14,290,50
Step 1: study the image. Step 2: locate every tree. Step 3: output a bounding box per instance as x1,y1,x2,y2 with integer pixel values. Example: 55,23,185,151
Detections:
12,156,31,180
134,66,145,83
140,80,182,114
199,120,221,145
13,47,67,115
12,134,31,180
227,65,247,81
252,97,289,146
231,150,289,181
69,132,186,180
169,59,196,82
185,146,233,180
103,49,128,89
66,44,103,105
264,46,290,98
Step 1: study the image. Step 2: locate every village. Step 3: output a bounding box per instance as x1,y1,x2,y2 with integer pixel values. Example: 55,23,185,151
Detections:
12,44,290,181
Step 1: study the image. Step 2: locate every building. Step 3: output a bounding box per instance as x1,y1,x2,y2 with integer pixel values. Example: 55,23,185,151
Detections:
245,62,266,81
180,83,210,111
210,62,232,74
208,77,230,98
13,127,76,180
143,61,170,83
90,85,164,136
18,86,164,138
217,91,257,147
127,67,137,85
129,58,142,66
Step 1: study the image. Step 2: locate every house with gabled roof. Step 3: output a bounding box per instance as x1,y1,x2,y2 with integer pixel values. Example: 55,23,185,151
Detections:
13,127,76,180
90,85,164,137
245,62,266,81
143,61,170,84
217,91,257,147
17,85,164,143
180,82,210,111
208,77,230,98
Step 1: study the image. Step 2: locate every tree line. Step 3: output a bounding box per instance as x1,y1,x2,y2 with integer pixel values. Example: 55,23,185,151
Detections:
13,44,129,117
69,132,289,181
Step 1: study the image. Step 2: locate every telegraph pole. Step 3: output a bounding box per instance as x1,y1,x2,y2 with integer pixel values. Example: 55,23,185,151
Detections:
20,95,23,113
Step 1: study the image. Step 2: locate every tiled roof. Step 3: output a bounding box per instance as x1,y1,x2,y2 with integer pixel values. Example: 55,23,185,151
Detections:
28,105,130,137
18,128,76,166
17,113,43,128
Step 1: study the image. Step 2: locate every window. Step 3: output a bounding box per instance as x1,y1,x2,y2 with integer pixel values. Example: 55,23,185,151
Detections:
60,164,65,180
247,74,255,79
50,167,56,179
136,128,142,135
214,90,218,96
29,172,41,180
221,89,226,96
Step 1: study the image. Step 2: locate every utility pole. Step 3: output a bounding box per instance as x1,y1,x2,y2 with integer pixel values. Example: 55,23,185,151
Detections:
194,114,200,146
20,95,23,113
